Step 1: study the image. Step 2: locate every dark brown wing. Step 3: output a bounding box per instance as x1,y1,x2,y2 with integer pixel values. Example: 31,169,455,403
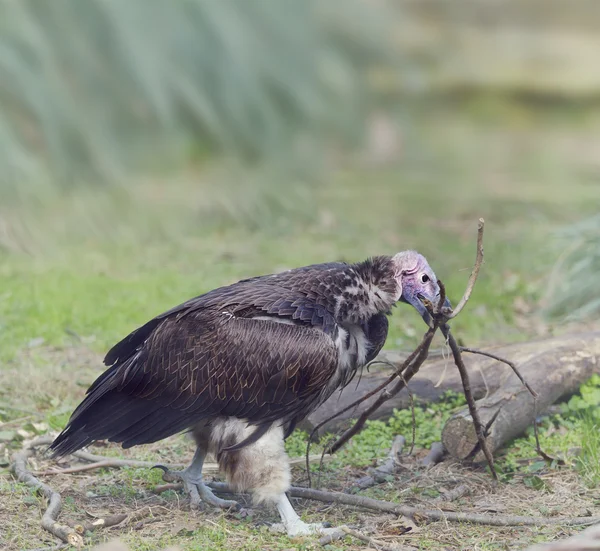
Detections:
363,313,389,363
50,307,339,457
103,263,347,368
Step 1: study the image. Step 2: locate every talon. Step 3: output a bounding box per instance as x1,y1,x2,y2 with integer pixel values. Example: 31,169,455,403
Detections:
151,465,182,483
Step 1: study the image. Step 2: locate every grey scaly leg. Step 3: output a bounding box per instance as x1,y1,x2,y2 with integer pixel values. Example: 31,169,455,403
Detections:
154,447,239,510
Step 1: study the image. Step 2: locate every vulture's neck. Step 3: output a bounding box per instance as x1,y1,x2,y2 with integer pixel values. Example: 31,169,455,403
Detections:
336,256,399,324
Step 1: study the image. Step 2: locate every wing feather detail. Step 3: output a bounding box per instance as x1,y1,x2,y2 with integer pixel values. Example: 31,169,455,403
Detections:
50,309,339,457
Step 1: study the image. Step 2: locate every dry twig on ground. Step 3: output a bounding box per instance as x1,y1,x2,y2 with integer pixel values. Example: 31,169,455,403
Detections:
349,435,406,491
419,442,444,467
205,482,600,528
35,452,329,477
64,508,153,535
319,525,417,550
11,436,84,547
10,437,157,547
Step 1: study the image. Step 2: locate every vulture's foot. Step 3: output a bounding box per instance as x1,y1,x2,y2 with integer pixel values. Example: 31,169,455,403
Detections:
153,465,239,511
271,520,337,537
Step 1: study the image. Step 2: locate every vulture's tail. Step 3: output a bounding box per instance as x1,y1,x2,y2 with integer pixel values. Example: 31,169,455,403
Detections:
49,391,198,457
48,358,196,458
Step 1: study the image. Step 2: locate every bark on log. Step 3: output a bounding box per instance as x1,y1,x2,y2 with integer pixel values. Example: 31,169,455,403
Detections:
442,332,600,461
302,332,600,437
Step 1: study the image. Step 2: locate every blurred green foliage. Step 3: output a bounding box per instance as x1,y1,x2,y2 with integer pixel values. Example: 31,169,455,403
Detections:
544,214,600,322
0,0,399,202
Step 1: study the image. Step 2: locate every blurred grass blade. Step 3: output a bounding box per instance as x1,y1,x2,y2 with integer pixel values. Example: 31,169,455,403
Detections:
0,0,402,210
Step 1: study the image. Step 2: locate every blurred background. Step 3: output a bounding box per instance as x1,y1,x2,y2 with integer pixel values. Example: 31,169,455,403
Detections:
1,0,599,376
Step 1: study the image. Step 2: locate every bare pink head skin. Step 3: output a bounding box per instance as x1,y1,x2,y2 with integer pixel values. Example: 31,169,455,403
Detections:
392,251,451,324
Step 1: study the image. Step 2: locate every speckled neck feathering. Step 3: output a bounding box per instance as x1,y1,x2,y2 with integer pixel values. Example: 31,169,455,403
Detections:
49,253,442,535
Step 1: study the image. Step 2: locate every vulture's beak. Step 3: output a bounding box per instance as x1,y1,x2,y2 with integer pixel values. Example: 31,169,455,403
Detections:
405,294,452,327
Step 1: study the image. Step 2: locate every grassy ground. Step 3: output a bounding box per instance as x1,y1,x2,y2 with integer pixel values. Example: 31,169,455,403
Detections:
1,98,600,550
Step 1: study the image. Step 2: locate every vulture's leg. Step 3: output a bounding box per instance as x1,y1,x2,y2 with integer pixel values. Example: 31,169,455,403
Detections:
215,420,337,537
154,447,239,510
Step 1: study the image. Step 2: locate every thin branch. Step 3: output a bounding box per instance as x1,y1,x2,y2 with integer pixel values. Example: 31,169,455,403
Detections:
66,513,126,534
435,278,447,316
447,218,485,318
463,407,502,462
442,325,498,479
71,451,186,469
11,437,84,547
206,482,600,527
326,326,438,456
459,347,538,398
36,454,329,477
458,347,559,464
35,460,148,476
65,507,152,534
304,330,435,487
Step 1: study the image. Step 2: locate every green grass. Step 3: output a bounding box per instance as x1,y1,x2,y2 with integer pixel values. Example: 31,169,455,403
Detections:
286,391,468,470
0,0,400,202
578,414,600,488
495,374,600,487
2,99,598,364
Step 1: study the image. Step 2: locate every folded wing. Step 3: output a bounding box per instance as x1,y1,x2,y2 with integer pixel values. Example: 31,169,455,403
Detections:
50,282,341,457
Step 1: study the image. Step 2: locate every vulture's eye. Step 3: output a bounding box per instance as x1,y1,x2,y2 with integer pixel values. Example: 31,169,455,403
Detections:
421,274,430,283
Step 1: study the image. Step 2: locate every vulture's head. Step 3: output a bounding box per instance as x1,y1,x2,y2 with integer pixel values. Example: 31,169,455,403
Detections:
392,250,451,326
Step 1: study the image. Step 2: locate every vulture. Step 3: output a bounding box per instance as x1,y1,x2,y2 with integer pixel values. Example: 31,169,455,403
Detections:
50,250,449,536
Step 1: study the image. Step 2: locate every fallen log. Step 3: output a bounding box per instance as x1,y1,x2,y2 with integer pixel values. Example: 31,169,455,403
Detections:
303,332,600,436
442,332,600,461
